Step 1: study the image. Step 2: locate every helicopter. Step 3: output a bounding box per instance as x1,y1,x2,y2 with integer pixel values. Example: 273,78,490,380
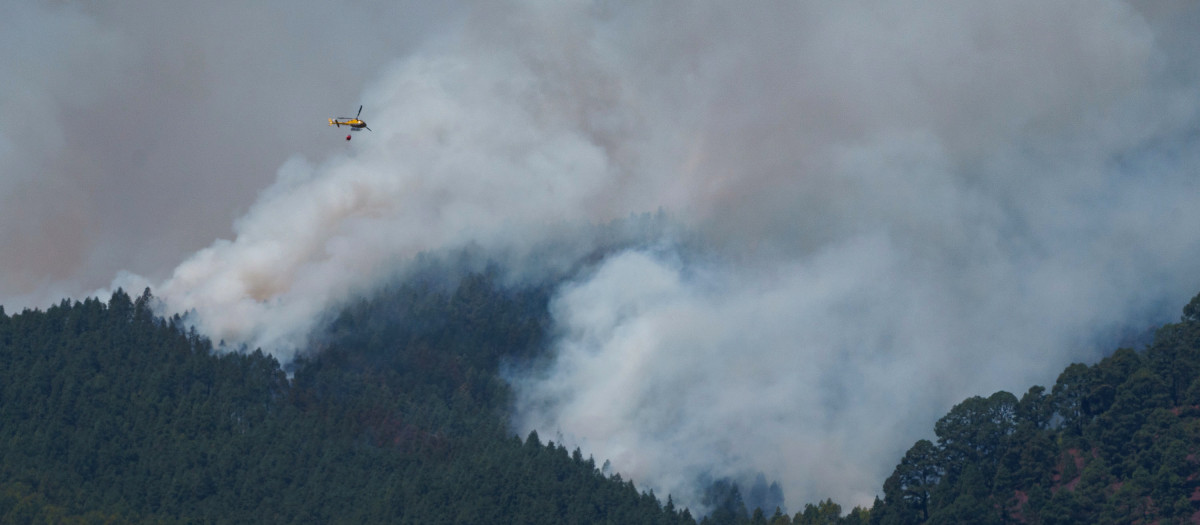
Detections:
329,105,371,140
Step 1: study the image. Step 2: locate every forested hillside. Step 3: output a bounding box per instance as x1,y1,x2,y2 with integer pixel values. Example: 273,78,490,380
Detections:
4,269,1200,524
861,293,1200,524
0,279,693,524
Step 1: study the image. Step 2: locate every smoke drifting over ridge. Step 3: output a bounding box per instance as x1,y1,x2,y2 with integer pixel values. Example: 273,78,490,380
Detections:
8,0,1200,512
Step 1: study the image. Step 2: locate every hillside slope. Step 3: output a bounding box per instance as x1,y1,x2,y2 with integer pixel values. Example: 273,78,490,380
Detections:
0,281,693,524
867,293,1200,524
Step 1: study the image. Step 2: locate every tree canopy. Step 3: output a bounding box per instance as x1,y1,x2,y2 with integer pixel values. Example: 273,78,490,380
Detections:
0,281,692,524
4,273,1200,524
864,291,1200,524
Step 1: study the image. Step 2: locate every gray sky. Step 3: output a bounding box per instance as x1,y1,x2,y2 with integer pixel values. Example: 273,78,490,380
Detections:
5,0,1200,513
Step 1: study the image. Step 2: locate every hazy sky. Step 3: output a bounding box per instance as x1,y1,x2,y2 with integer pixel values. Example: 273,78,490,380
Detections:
0,1,465,307
5,0,1200,513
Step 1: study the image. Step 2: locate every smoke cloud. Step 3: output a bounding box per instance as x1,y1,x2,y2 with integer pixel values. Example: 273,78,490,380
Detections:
0,0,463,309
8,0,1200,513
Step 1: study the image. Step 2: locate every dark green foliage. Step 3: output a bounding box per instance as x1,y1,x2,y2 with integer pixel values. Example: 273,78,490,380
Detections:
794,498,844,525
0,281,693,524
860,294,1200,523
1182,292,1200,323
886,439,939,522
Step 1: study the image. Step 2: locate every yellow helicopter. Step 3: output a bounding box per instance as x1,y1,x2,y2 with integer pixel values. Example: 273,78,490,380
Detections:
329,105,371,140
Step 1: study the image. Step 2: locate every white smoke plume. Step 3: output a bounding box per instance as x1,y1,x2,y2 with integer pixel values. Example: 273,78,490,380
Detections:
8,0,1200,513
0,1,463,309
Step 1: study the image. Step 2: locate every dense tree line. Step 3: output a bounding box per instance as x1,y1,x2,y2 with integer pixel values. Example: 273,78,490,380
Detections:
0,279,693,524
5,265,1199,524
859,292,1200,524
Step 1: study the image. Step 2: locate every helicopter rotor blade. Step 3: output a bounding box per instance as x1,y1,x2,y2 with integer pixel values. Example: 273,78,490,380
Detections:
356,105,363,119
